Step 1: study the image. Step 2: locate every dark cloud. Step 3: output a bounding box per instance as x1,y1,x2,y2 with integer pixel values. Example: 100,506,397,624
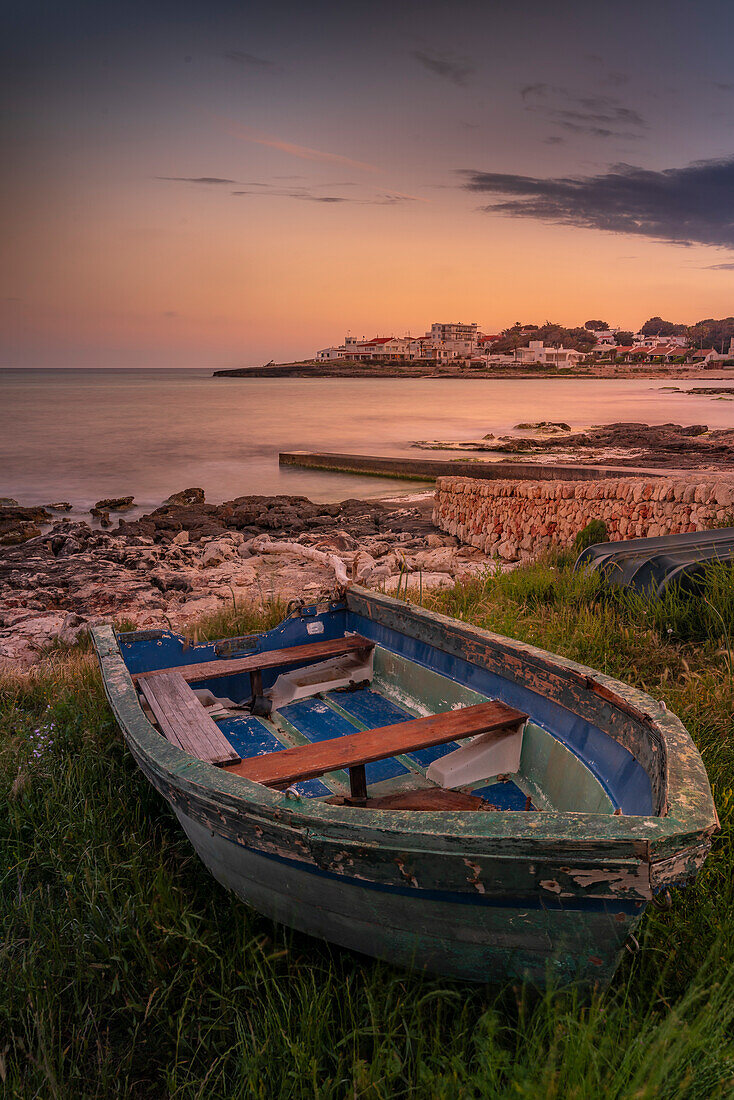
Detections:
412,49,473,87
520,84,646,139
156,176,237,184
162,310,178,317
704,262,734,269
223,50,275,69
713,81,734,91
543,136,564,145
461,156,734,249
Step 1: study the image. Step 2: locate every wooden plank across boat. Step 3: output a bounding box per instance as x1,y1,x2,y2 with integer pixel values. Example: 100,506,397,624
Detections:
92,585,717,988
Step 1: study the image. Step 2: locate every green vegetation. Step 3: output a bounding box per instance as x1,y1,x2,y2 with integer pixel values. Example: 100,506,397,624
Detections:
640,315,734,354
640,316,690,338
2,564,734,1097
492,322,597,355
573,519,608,552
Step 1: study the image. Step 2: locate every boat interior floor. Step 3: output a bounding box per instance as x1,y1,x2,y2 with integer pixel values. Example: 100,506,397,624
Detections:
137,665,537,811
128,631,649,817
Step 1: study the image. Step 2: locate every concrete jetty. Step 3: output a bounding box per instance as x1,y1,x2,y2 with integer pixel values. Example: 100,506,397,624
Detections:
278,451,661,482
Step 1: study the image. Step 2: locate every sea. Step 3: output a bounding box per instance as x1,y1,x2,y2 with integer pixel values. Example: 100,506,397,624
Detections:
1,368,732,520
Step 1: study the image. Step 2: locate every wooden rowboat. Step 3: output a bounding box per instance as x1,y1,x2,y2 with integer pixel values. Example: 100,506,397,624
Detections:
92,586,717,987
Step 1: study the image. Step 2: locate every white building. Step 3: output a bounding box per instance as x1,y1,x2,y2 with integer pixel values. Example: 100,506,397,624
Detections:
514,340,584,368
591,330,617,350
632,333,688,349
429,321,478,356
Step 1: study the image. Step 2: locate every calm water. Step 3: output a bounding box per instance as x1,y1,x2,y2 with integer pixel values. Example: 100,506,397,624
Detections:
1,368,732,515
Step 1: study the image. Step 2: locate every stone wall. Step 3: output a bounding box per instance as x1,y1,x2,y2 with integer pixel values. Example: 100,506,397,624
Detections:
433,475,734,561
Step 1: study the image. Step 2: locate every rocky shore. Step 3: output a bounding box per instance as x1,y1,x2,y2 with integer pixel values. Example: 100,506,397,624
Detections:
414,422,734,469
0,490,491,667
213,361,734,381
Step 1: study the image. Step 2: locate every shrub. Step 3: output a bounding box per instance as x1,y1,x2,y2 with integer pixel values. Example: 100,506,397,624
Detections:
574,519,608,552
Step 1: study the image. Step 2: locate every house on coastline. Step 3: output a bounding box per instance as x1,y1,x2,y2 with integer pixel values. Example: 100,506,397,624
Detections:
316,322,490,363
512,341,584,368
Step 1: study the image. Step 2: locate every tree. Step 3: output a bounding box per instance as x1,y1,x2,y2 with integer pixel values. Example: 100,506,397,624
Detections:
640,316,688,337
688,317,734,353
491,321,596,354
584,319,609,331
615,331,634,345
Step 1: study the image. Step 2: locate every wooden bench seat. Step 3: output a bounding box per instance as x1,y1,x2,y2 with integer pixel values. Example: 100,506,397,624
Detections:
326,788,500,811
224,700,527,799
133,635,375,699
138,671,240,766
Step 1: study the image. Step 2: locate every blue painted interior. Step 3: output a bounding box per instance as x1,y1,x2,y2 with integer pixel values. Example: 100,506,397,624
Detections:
117,604,655,816
218,715,329,798
472,780,532,810
346,611,654,816
280,698,408,784
329,689,460,768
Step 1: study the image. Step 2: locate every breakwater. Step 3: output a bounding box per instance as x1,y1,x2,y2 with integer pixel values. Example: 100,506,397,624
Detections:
279,451,650,483
433,475,734,561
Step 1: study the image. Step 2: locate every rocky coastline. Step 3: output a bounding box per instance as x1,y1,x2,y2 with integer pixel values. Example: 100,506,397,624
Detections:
414,421,734,469
0,490,491,667
213,360,734,381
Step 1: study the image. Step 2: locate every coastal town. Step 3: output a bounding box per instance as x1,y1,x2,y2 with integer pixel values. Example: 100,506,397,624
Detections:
315,319,734,369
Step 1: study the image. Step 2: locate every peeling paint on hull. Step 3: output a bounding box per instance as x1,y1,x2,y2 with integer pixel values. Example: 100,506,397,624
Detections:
178,812,643,986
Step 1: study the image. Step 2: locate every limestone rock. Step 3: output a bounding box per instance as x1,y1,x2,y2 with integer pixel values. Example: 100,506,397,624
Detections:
163,487,205,506
92,496,134,512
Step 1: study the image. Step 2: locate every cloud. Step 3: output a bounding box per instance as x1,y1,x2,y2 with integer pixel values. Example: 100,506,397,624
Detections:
460,156,734,249
156,176,237,184
223,50,275,69
703,262,734,270
520,84,646,139
231,183,423,205
713,81,734,91
412,49,474,87
224,123,379,172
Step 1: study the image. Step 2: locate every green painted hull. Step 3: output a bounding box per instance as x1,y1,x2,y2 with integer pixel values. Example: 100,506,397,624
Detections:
93,586,717,988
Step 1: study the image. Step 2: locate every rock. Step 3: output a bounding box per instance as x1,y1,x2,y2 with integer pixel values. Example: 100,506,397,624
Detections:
0,498,19,507
513,421,571,432
406,548,460,573
171,529,190,545
163,487,205,506
383,572,455,594
47,502,72,511
352,551,377,583
315,531,357,552
201,538,238,568
150,569,192,593
92,496,134,512
58,612,88,646
0,521,42,545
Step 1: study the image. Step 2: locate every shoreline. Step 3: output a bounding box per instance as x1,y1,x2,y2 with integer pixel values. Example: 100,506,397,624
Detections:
213,360,734,382
0,489,491,667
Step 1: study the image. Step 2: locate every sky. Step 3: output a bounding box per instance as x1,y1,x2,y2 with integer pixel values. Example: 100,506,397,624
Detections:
2,0,734,367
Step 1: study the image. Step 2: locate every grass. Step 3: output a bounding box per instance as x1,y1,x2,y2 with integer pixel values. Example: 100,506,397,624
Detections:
2,561,734,1097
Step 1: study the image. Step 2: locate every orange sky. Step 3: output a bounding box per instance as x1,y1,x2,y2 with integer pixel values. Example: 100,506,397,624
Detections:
3,1,734,366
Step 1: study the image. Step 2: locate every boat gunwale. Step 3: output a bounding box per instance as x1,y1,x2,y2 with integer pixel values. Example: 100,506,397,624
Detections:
91,585,717,867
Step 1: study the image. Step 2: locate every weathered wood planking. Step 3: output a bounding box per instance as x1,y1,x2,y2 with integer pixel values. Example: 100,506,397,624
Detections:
138,672,240,766
133,634,374,685
327,788,497,811
225,701,526,788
